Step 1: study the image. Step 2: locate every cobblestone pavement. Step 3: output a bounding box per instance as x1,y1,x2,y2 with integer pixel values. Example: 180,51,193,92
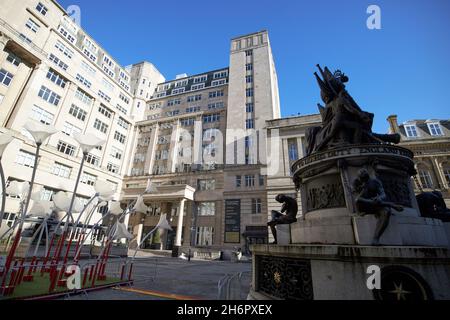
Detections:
62,256,252,300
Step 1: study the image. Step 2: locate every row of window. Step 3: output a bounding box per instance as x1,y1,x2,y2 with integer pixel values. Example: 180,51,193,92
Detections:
38,86,61,106
93,118,108,134
197,179,215,191
156,87,225,100
76,73,92,88
50,10,125,85
203,113,220,123
39,68,131,127
47,69,67,88
55,40,74,59
187,94,202,102
153,101,226,120
31,105,53,125
98,90,111,103
157,71,228,92
180,118,195,126
208,102,224,110
75,89,93,106
169,79,227,92
196,198,262,217
245,52,256,136
98,104,112,118
50,40,131,114
186,106,201,113
15,146,122,176
62,121,81,136
32,99,128,135
19,33,32,45
417,168,450,189
58,26,76,44
236,175,265,187
48,54,68,71
167,98,181,106
404,123,444,137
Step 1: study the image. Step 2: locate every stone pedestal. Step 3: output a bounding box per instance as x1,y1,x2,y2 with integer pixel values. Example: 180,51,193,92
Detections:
276,225,291,245
289,144,450,248
352,215,448,246
291,215,449,247
250,145,450,300
248,244,450,300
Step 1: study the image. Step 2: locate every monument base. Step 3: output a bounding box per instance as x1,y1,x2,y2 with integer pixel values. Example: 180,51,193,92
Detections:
248,244,450,300
276,225,291,245
291,215,450,247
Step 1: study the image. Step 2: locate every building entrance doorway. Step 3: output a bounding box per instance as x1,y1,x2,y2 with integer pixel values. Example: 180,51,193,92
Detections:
141,226,162,250
165,227,176,250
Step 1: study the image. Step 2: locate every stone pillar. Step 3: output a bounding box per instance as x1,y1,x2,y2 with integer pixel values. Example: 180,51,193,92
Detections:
125,125,139,176
159,202,171,249
131,223,143,250
168,119,180,172
145,124,159,174
175,198,186,246
0,35,10,52
297,136,305,159
282,138,289,176
0,35,10,67
2,61,41,128
193,116,203,166
432,157,448,190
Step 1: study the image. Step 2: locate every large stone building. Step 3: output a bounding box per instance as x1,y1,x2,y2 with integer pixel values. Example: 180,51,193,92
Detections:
123,31,282,254
0,0,164,236
5,1,446,258
0,0,286,254
387,115,450,206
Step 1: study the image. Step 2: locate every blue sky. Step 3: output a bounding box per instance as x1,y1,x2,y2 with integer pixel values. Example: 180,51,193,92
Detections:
58,0,450,132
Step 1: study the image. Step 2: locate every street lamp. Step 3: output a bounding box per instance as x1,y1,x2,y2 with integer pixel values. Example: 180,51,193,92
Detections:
1,120,56,289
52,132,105,263
67,133,106,220
0,181,30,245
21,121,57,218
69,181,116,262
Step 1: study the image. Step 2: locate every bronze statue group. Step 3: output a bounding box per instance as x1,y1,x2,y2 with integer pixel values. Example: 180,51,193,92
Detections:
267,65,450,245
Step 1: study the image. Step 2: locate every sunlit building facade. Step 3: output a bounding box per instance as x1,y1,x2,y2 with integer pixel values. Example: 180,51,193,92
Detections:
0,0,164,237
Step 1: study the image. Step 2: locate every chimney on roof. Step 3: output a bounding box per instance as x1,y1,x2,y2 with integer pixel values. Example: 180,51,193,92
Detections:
387,115,400,134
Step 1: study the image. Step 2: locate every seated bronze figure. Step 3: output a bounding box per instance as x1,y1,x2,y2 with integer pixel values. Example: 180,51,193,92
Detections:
267,194,298,244
353,169,404,245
